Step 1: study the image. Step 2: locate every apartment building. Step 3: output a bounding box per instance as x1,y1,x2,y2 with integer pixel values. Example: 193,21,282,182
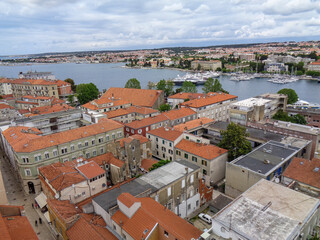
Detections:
163,107,197,127
39,159,107,204
0,118,124,194
175,139,228,186
101,87,165,109
106,105,159,123
307,60,320,71
111,193,202,240
191,60,222,71
0,78,13,95
225,140,311,198
209,180,320,240
146,127,183,160
13,105,82,135
167,92,205,109
124,114,169,137
82,97,132,113
229,93,287,125
107,134,151,178
92,160,201,222
11,79,59,99
181,92,238,121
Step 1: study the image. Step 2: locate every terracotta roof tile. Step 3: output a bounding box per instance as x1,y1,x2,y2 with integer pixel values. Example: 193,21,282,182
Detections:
147,127,182,141
168,92,205,100
47,199,78,222
0,103,14,110
174,117,215,132
29,103,74,115
76,161,105,179
163,107,196,120
67,213,117,240
310,61,320,65
182,92,237,108
140,158,158,172
3,118,123,153
124,114,168,129
106,108,129,118
90,152,124,168
118,193,139,208
176,139,228,160
126,106,159,115
283,157,320,189
12,78,57,85
102,88,163,108
112,194,202,240
118,134,150,147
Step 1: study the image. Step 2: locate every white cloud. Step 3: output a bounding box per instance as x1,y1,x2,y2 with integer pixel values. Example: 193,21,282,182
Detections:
0,0,319,55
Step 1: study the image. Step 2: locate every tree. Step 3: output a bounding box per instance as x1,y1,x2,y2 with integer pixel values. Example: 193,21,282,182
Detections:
218,122,252,161
202,78,229,94
156,79,166,92
292,114,307,125
67,95,75,106
181,81,197,93
64,78,76,92
165,80,174,97
125,78,141,89
156,80,174,97
149,160,171,171
272,110,307,125
159,103,171,112
277,88,298,104
76,83,99,105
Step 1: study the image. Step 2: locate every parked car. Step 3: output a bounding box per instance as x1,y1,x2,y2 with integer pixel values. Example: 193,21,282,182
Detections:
198,213,212,224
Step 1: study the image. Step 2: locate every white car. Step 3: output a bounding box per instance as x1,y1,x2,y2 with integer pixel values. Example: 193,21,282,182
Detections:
198,213,212,224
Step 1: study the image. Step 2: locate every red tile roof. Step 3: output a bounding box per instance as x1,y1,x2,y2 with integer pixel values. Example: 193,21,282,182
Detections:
118,193,139,208
47,199,78,222
174,117,215,132
106,108,129,118
102,88,163,108
162,107,196,120
90,152,124,168
283,157,320,189
127,106,159,115
67,213,117,240
309,61,320,65
77,161,105,179
125,114,168,129
141,158,158,172
112,194,202,240
39,161,86,191
182,92,237,108
28,103,74,116
168,92,204,100
176,139,228,160
3,118,123,153
147,127,182,141
0,103,14,110
12,78,57,85
119,134,150,147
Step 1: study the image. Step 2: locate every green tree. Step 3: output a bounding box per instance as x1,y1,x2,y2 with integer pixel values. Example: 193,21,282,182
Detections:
64,78,76,92
292,114,307,125
125,78,141,89
67,95,75,106
156,79,166,92
159,103,171,112
149,160,171,171
218,122,252,161
202,78,229,94
156,80,174,97
76,83,99,105
165,80,174,97
272,110,307,125
181,81,197,93
277,88,298,104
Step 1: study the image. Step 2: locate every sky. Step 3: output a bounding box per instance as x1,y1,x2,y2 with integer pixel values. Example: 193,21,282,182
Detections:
1,0,320,55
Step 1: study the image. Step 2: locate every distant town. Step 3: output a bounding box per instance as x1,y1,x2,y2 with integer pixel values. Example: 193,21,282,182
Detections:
0,40,320,240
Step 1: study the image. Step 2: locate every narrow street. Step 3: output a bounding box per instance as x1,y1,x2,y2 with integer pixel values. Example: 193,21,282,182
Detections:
0,154,55,240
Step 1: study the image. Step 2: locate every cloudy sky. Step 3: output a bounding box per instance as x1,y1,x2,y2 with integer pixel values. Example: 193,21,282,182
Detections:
1,0,320,55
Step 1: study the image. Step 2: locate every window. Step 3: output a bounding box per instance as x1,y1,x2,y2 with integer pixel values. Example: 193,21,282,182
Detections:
167,187,171,197
131,129,134,134
202,160,207,166
85,141,88,147
45,153,50,159
138,129,142,134
22,157,29,163
34,154,42,162
86,153,90,159
196,200,199,206
93,150,97,157
203,169,207,175
78,143,82,149
188,204,191,210
106,135,110,141
92,139,95,145
162,140,165,144
192,156,197,162
71,145,75,151
184,153,188,159
117,132,122,137
113,225,116,230
100,148,104,154
169,142,172,147
53,149,58,156
176,150,181,156
164,230,169,237
25,169,31,176
186,136,189,140
61,147,68,154
98,137,103,143
82,191,85,196
156,138,158,142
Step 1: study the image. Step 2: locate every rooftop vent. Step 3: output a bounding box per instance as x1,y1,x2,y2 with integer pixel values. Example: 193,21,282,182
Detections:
264,159,270,164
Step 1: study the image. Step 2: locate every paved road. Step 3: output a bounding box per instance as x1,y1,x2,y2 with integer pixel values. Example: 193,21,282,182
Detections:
0,154,55,240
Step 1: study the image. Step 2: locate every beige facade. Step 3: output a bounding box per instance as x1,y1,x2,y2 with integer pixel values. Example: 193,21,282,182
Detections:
11,80,58,99
191,60,222,71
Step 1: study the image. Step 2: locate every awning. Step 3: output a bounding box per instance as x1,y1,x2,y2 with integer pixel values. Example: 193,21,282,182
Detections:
44,211,50,223
35,192,47,209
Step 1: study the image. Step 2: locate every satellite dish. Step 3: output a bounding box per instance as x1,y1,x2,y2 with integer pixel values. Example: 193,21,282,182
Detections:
275,178,280,183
